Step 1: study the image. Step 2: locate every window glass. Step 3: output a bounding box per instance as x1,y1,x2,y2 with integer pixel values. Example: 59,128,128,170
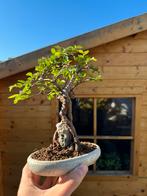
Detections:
96,140,131,171
70,96,135,174
72,98,93,135
97,98,133,136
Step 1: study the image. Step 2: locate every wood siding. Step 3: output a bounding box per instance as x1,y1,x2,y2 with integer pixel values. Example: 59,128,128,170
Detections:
1,30,147,195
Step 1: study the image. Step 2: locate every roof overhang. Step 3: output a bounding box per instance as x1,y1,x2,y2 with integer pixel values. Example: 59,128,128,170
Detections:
1,13,147,79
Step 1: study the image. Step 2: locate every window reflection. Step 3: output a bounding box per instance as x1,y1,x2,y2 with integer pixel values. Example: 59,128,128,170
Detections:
96,140,131,171
72,98,93,135
97,98,133,136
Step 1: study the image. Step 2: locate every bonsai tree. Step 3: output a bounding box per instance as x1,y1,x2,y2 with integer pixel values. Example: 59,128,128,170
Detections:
9,45,101,152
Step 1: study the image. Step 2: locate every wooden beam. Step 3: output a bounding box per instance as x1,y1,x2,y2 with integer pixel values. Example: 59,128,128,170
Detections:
1,13,147,79
79,136,133,140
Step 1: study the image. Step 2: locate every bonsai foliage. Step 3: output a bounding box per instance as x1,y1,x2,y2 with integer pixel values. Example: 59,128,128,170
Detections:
9,45,101,151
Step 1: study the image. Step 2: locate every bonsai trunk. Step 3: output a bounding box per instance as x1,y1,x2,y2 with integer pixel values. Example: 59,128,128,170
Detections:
53,93,81,151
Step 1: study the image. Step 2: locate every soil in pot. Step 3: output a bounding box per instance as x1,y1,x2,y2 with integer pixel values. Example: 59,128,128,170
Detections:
31,142,97,161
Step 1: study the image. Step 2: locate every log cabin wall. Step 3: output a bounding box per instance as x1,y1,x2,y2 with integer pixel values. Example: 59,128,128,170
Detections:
0,72,57,195
0,30,147,195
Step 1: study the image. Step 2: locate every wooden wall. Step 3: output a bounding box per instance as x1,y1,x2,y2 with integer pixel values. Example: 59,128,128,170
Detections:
0,72,57,195
1,30,147,195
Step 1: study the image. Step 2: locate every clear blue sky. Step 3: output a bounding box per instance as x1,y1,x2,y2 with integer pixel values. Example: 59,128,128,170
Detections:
0,0,147,61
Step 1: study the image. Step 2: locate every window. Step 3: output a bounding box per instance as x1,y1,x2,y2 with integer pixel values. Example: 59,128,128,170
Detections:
72,97,135,175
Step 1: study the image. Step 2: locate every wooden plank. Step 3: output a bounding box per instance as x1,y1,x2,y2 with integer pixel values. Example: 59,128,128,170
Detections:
1,79,146,91
94,36,147,53
0,70,28,92
140,118,147,129
73,178,147,196
139,137,147,156
134,30,147,39
75,86,144,95
3,161,23,196
0,93,50,106
133,95,141,176
138,165,147,177
91,53,147,66
78,136,133,140
2,152,27,168
99,66,147,80
0,105,51,118
140,106,147,118
0,141,51,153
0,118,52,130
142,93,147,105
0,128,53,142
1,79,146,94
0,152,4,196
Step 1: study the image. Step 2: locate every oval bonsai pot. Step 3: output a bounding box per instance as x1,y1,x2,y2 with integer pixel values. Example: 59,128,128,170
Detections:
27,143,101,176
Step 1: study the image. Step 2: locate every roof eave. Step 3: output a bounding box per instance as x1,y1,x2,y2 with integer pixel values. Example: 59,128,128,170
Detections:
1,13,147,79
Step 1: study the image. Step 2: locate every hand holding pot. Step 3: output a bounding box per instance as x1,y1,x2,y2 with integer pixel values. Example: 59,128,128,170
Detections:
17,163,88,196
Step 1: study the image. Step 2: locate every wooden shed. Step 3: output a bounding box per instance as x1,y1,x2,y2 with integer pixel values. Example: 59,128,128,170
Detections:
1,13,147,196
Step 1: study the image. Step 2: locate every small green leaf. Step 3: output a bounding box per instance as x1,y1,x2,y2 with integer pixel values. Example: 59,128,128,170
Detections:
55,51,61,57
8,94,17,99
91,57,97,62
8,45,101,106
9,85,15,92
51,48,56,54
84,50,89,55
26,72,33,77
78,50,84,54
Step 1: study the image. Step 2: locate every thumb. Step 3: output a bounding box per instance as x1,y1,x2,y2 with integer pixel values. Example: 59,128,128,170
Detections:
54,164,88,196
19,164,40,187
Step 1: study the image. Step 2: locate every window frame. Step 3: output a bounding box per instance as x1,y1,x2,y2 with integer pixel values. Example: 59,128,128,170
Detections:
72,94,141,177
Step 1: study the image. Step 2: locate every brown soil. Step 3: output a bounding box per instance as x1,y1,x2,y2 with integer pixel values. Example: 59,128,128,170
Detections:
31,142,97,161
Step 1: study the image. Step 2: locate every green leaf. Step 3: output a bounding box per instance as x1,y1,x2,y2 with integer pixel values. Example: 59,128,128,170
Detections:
84,50,89,55
8,94,17,99
51,48,56,54
17,80,25,84
91,57,97,62
26,72,33,77
8,45,101,105
9,85,16,92
78,50,84,54
57,79,65,85
47,93,54,101
55,51,61,57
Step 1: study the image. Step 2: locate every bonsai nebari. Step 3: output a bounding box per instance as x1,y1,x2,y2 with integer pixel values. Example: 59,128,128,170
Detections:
9,45,101,153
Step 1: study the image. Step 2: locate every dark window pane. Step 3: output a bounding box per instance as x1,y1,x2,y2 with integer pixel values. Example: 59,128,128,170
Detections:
97,98,134,136
96,140,131,171
72,98,93,136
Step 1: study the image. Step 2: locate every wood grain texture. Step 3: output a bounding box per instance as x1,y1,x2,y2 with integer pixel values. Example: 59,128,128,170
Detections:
1,28,147,195
0,152,4,196
73,178,147,196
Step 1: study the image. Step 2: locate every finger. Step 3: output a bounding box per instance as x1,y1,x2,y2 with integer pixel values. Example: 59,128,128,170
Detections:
41,177,58,189
20,164,40,187
55,164,88,196
20,164,34,186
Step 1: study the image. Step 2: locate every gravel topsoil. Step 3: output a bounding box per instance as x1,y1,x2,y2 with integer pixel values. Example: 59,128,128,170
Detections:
31,142,97,161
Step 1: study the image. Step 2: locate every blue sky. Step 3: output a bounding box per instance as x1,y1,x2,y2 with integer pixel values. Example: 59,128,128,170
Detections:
0,0,147,61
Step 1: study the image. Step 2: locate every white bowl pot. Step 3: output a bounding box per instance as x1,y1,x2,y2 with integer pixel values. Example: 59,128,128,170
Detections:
27,143,101,176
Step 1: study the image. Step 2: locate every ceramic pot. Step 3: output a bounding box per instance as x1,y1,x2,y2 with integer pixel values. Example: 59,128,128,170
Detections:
27,143,101,176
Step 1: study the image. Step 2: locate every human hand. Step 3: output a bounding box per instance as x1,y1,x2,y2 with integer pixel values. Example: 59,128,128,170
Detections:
17,163,88,196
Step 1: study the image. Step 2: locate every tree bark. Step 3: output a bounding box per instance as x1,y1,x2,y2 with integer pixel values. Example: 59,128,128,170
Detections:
56,94,81,151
